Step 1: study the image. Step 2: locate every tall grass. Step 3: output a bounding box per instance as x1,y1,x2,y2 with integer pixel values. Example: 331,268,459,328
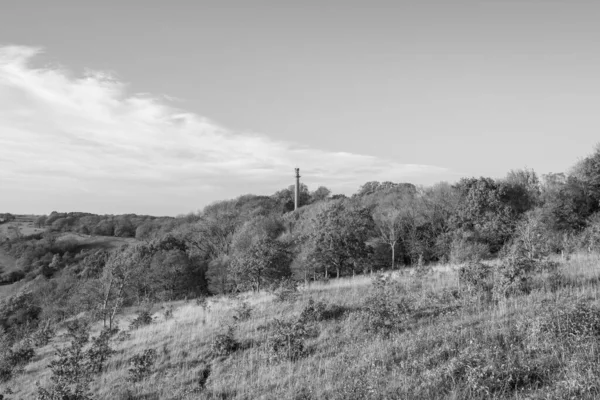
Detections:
3,253,600,399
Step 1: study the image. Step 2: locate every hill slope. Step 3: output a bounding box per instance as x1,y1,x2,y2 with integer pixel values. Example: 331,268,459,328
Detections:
3,253,600,399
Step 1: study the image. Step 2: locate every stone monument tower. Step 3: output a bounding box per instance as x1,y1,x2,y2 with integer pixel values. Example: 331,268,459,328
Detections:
294,168,301,210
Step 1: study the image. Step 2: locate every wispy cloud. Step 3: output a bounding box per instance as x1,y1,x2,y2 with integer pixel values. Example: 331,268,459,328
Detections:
0,45,452,215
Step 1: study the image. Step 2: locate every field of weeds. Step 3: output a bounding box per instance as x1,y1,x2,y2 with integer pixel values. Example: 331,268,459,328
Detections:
3,253,600,399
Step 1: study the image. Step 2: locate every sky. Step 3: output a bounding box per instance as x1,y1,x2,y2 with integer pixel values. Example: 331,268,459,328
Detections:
1,0,599,216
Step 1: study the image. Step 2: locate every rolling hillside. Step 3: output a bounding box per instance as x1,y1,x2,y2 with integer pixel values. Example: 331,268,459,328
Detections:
3,253,600,399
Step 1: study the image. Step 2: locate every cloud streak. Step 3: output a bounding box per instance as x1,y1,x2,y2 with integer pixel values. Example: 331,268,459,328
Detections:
0,45,453,215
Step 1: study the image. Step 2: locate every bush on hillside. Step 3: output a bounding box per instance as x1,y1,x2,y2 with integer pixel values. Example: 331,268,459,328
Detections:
129,310,154,330
87,328,115,374
0,338,35,383
265,318,309,362
232,301,252,322
127,349,157,383
36,321,93,400
362,274,413,335
270,278,299,303
299,299,346,323
211,325,239,357
493,256,537,300
31,320,55,347
458,262,494,302
450,237,490,264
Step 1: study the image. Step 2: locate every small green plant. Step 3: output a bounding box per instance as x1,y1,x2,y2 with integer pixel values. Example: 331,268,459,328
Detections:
0,339,35,383
87,328,115,374
129,310,154,330
210,325,239,357
196,296,209,310
198,365,211,389
31,320,55,347
362,274,412,335
127,349,157,383
36,320,115,399
493,256,536,300
270,278,299,303
36,320,93,400
232,301,252,322
299,299,345,323
115,329,131,342
414,254,432,279
266,318,309,362
450,238,490,263
162,306,174,321
458,262,494,302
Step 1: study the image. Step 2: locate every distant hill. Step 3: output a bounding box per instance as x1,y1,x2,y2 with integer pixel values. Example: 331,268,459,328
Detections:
0,214,45,240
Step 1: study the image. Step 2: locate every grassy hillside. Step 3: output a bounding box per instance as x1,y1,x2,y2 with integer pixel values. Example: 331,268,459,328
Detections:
0,215,43,278
0,233,138,301
0,215,45,239
3,253,600,399
0,250,16,274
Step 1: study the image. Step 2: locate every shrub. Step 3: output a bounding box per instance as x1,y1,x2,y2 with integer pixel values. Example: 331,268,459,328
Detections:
115,330,131,342
232,301,252,322
129,310,154,330
7,340,34,369
443,341,553,396
299,299,345,323
87,328,114,374
493,256,536,300
545,270,569,292
127,349,157,383
36,321,93,400
362,274,413,335
450,238,490,263
211,326,239,357
458,262,494,302
265,318,309,362
270,278,299,303
0,339,35,383
414,254,432,279
162,306,174,321
198,365,211,389
31,320,55,347
196,296,209,310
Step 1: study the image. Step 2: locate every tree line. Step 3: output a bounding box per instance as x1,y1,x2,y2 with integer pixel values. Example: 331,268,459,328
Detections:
3,145,600,335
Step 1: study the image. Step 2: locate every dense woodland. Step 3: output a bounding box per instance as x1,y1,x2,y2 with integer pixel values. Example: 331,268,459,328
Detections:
2,145,600,398
3,146,600,325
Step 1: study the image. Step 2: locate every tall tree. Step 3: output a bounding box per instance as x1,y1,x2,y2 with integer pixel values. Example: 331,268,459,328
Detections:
452,177,516,253
311,186,331,203
98,247,144,330
230,237,291,292
373,206,402,269
309,202,375,278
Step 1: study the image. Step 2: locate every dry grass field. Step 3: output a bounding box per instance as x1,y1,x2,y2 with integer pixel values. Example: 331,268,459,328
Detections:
0,215,43,278
0,215,45,240
3,253,600,399
0,232,138,301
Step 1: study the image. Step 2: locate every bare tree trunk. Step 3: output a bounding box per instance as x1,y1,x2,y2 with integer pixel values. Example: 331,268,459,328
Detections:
109,281,126,331
101,278,113,329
